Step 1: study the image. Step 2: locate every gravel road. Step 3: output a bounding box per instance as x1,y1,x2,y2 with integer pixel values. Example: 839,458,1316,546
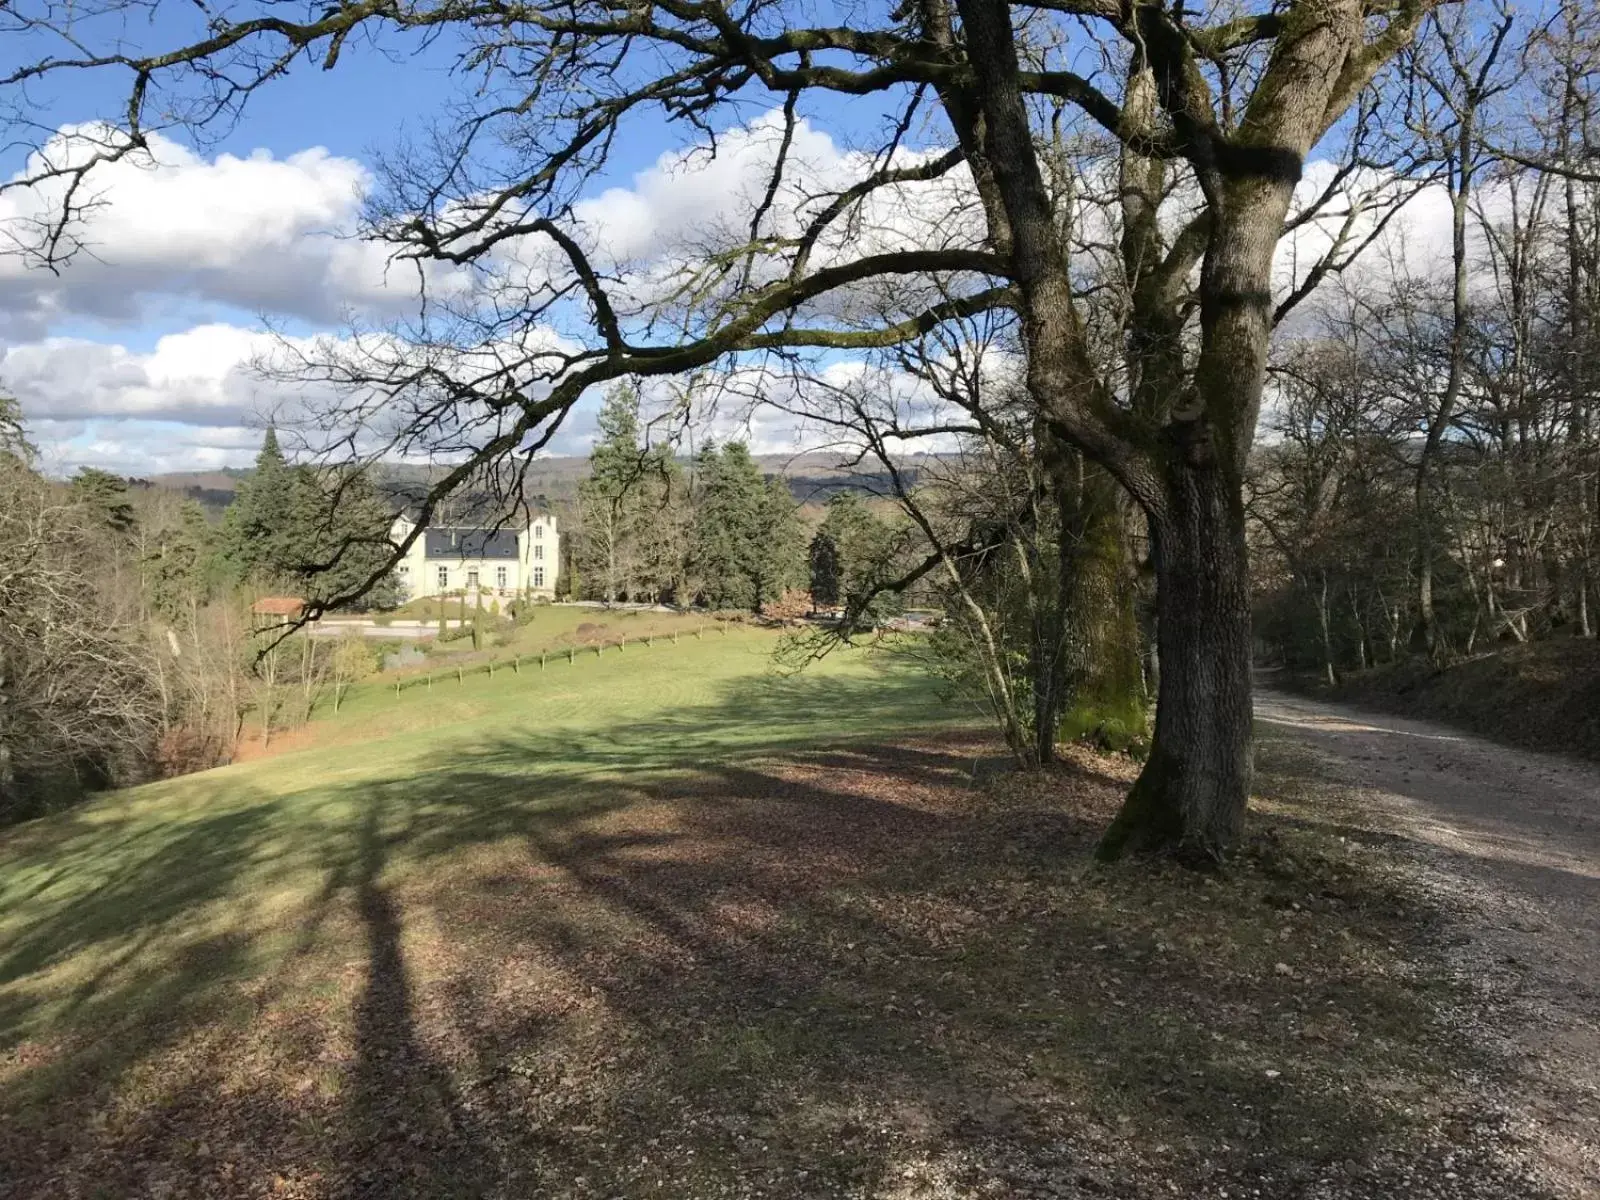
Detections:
1256,687,1600,1196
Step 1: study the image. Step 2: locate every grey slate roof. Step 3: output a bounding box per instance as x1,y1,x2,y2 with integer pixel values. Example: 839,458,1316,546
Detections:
423,527,520,559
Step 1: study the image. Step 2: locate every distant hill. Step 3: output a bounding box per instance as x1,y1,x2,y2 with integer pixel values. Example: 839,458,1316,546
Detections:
134,467,250,515
147,452,931,514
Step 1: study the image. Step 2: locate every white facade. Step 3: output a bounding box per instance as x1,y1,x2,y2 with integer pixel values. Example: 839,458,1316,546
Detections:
390,513,559,601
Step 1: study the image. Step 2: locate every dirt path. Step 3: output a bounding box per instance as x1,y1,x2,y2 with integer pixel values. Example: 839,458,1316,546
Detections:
1256,687,1600,1196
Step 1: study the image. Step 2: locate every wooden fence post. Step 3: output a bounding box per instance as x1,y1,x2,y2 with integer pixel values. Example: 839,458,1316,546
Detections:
457,667,463,685
514,655,520,674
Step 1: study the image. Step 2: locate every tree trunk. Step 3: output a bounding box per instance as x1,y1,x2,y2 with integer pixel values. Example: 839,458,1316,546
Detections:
1349,584,1369,672
1316,573,1338,686
0,646,14,812
1029,520,1067,766
1098,463,1252,864
1055,463,1146,757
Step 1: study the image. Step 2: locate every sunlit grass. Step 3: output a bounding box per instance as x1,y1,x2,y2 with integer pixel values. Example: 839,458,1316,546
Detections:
0,629,959,1057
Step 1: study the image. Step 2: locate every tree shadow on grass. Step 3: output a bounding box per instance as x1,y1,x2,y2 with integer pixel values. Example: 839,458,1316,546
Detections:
291,741,1535,1198
0,668,1550,1198
334,799,493,1200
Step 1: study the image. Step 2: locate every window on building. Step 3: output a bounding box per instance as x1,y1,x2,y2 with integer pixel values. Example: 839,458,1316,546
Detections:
398,564,408,575
437,565,449,590
467,568,479,589
533,567,545,588
534,523,544,538
496,566,507,589
534,544,544,560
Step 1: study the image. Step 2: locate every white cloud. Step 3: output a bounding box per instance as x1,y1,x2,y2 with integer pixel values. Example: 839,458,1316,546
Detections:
3,320,611,473
25,417,272,478
0,111,1505,478
0,126,456,337
1273,158,1530,312
490,112,987,330
2,324,325,426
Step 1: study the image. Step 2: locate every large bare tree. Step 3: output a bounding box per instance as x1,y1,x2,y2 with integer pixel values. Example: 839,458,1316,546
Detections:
2,0,1450,859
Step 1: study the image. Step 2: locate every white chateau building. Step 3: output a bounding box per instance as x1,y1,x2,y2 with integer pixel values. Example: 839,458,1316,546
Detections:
390,512,559,601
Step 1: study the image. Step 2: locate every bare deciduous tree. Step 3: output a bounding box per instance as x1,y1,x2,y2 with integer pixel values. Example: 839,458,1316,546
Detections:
0,459,160,819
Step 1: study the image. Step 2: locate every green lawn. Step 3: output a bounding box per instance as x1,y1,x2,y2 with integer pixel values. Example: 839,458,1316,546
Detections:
0,630,1526,1198
0,632,986,1191
369,600,715,652
0,630,958,1049
309,622,950,750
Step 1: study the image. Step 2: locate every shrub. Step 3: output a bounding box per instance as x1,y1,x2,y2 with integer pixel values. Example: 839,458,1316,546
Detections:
761,588,812,623
152,727,228,778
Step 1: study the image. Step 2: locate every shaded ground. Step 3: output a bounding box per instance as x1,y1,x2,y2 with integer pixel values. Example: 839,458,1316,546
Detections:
1294,639,1600,762
1,728,1548,1198
1257,688,1600,1197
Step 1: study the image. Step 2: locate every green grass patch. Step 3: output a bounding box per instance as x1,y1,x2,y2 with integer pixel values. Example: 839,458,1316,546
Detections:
0,633,1529,1197
0,630,957,1053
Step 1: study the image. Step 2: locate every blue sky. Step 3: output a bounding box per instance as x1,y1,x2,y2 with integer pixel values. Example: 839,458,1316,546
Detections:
0,3,1470,477
0,5,926,475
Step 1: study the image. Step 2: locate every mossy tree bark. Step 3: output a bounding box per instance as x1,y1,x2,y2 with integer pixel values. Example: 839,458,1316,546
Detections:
1052,454,1147,758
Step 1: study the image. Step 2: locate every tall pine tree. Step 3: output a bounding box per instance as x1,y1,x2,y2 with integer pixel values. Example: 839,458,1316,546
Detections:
219,430,397,608
69,468,137,537
576,384,667,603
219,428,298,588
293,468,400,609
691,442,802,612
752,475,802,611
147,499,217,620
813,492,895,617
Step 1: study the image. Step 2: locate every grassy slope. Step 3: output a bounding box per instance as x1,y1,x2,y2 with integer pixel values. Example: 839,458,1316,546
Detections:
282,618,873,754
1313,638,1600,762
0,630,957,1046
357,605,734,675
0,631,1540,1197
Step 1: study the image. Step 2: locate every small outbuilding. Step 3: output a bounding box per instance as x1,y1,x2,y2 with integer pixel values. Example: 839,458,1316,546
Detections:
250,596,308,618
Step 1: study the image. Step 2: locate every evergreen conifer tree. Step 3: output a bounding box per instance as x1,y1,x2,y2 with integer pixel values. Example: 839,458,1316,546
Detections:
69,468,137,537
691,442,804,612
815,492,894,617
809,528,841,608
219,428,298,588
